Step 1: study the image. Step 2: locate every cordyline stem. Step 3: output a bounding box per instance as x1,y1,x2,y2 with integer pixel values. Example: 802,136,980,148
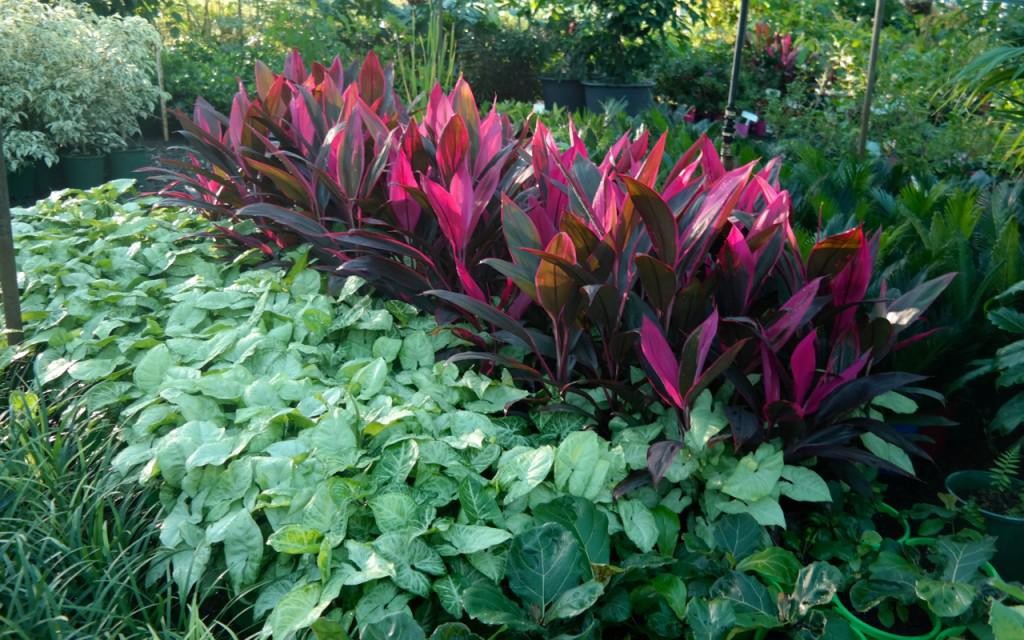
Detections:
858,0,886,156
0,131,24,345
722,0,751,170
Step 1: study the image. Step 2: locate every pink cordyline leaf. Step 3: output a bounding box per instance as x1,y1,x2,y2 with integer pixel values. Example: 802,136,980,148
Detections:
690,309,720,384
388,148,421,232
456,261,487,301
289,94,317,154
803,351,870,415
679,162,755,275
790,330,817,406
228,81,250,152
284,49,307,84
765,278,822,348
474,109,505,177
438,115,469,184
760,342,781,406
425,84,455,137
830,228,873,334
254,60,275,101
326,57,345,87
450,78,481,137
722,226,756,306
751,190,798,249
358,52,386,106
697,135,726,182
635,133,667,187
640,316,685,410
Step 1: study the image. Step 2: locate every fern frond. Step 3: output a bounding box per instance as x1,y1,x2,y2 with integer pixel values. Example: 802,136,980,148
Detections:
991,445,1021,494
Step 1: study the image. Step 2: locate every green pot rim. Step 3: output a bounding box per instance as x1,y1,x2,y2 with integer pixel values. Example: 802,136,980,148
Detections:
945,470,1024,524
61,153,106,161
831,594,941,640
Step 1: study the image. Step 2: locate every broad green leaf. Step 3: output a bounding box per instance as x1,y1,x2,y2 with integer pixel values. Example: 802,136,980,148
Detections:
268,525,324,555
428,622,484,640
871,391,918,414
68,358,118,381
458,476,502,525
990,602,1024,640
779,466,832,503
370,493,419,533
362,612,426,640
434,576,469,617
651,574,688,620
533,496,610,567
134,344,174,392
507,523,585,613
212,509,263,590
554,431,604,499
494,446,554,504
685,391,728,450
266,582,327,640
440,525,513,555
934,536,995,583
546,580,604,622
618,499,659,553
686,599,736,640
652,505,681,557
787,562,842,617
711,571,780,628
860,433,914,476
915,578,976,618
736,547,801,590
711,514,764,561
721,446,784,502
463,583,539,630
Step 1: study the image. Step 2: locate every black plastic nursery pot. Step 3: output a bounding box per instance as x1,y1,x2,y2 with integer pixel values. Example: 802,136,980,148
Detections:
61,153,107,190
582,81,654,116
540,78,585,112
6,163,38,205
945,470,1024,581
107,147,150,180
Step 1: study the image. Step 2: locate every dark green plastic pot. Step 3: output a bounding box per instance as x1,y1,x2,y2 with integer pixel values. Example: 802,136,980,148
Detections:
107,147,150,180
34,159,59,196
582,81,654,116
540,78,585,112
6,163,38,205
945,470,1024,581
61,153,106,190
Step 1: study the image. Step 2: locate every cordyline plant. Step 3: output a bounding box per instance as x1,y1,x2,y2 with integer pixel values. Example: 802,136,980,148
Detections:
153,50,522,304
158,51,956,485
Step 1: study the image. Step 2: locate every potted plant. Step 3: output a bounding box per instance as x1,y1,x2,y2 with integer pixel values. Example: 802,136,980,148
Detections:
0,2,161,192
577,0,678,115
107,140,152,181
946,281,1024,580
830,535,996,640
946,448,1024,581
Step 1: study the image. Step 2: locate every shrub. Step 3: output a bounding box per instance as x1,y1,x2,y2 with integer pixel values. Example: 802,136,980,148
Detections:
0,0,161,165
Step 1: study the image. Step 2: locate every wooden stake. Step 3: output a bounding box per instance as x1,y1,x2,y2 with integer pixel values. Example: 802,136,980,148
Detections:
0,132,24,346
157,39,168,142
858,0,885,156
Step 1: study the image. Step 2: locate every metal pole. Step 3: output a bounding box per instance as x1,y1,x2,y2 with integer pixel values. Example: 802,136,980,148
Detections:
0,132,24,346
858,0,885,156
722,0,750,170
